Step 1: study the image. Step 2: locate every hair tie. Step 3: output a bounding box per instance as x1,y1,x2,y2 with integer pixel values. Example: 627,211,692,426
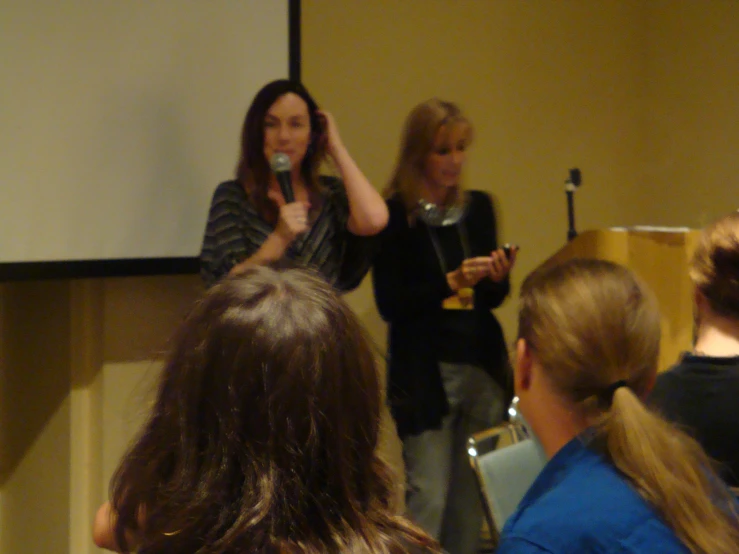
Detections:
604,379,628,401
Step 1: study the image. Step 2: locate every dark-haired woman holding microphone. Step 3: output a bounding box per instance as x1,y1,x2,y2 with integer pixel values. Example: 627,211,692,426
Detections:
200,79,387,290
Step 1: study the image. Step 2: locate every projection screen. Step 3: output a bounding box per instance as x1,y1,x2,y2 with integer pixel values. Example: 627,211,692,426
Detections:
0,0,298,279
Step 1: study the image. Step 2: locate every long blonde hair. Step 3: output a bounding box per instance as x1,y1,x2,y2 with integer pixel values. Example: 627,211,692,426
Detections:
690,211,739,319
518,259,739,554
384,99,472,213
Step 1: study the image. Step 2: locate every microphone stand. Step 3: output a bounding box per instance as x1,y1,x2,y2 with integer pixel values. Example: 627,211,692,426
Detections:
565,168,581,242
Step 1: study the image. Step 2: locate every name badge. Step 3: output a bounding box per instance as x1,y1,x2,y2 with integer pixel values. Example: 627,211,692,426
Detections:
443,287,474,310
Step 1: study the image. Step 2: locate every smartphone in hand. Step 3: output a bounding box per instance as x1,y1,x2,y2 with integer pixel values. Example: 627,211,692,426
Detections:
502,243,520,260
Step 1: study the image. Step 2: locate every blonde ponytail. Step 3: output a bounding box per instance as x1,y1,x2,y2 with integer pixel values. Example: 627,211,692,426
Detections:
595,387,739,553
519,259,739,554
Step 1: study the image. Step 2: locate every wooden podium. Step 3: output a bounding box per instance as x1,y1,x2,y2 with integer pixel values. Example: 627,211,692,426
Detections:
540,228,702,372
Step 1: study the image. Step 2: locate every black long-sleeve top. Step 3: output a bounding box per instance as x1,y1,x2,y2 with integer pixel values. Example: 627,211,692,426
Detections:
372,191,512,438
649,353,739,487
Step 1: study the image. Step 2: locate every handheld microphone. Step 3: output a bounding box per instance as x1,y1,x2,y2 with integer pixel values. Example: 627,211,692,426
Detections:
270,153,294,203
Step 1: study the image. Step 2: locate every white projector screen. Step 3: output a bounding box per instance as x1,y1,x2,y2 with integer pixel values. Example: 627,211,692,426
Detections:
0,0,296,278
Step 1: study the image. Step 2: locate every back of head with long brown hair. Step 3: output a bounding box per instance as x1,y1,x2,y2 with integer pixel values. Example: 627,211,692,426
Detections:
518,259,739,554
384,98,472,213
110,266,439,554
236,79,327,224
690,211,739,320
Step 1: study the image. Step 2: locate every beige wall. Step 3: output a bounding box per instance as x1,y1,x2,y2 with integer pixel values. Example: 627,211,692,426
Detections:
306,0,739,346
643,0,739,227
1,2,738,552
0,277,201,554
0,281,72,553
304,0,652,344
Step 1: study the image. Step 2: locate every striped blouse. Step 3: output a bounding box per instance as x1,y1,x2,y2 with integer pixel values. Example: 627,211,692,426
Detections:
199,176,374,291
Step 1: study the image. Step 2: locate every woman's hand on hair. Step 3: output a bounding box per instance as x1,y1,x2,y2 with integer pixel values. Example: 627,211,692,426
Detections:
316,110,343,158
488,247,517,282
316,110,388,235
448,256,493,291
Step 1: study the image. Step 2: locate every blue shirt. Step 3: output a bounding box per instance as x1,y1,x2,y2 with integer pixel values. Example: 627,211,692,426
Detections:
497,436,689,553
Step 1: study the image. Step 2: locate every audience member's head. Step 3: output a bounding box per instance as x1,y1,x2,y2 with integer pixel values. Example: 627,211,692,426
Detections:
517,258,660,420
104,266,438,553
690,211,739,324
514,258,739,553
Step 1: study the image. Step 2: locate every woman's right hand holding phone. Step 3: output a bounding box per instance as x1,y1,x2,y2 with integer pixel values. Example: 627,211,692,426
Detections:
447,256,493,291
489,244,518,282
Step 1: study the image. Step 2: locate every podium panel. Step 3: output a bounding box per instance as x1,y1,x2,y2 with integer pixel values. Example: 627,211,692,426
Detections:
540,229,701,372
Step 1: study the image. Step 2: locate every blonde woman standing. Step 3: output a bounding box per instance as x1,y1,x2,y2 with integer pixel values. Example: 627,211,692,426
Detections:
498,259,739,553
372,99,517,554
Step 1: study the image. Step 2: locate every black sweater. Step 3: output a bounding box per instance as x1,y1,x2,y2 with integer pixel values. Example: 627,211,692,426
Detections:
649,353,739,487
372,191,512,438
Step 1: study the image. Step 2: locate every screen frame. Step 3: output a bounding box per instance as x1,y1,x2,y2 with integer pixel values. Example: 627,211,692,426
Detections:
0,0,301,281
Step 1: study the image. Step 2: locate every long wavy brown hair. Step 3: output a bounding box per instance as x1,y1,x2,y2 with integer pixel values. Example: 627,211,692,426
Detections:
518,259,739,554
109,267,439,553
236,79,327,224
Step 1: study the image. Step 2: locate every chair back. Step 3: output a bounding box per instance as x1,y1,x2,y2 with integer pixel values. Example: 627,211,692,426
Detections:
468,422,546,544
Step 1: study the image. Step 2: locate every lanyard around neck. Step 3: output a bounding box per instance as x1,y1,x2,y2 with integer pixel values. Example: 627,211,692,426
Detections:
425,220,471,275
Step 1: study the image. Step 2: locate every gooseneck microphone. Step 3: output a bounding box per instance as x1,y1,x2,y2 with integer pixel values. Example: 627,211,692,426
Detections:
270,153,294,203
565,168,582,242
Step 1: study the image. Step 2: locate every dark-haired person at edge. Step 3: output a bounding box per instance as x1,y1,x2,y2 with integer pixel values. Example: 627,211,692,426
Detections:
92,267,442,554
650,211,739,489
497,258,739,553
200,79,388,290
372,99,517,554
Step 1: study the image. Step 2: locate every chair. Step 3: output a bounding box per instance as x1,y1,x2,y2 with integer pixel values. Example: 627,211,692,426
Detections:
468,422,546,546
